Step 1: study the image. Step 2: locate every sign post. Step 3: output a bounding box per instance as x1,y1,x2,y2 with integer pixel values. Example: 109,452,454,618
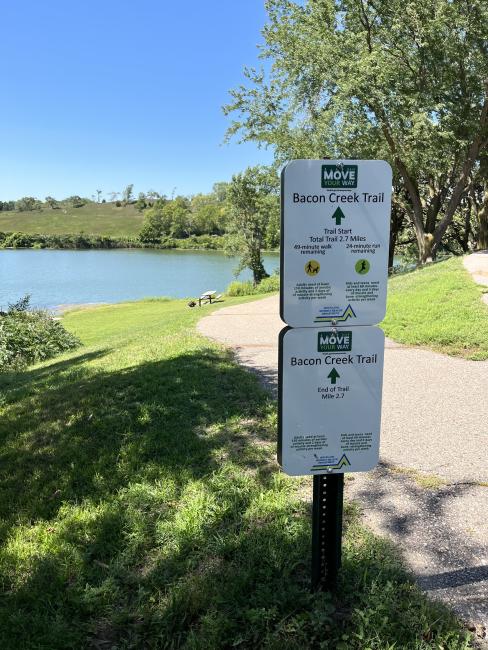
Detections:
278,159,392,590
311,473,343,590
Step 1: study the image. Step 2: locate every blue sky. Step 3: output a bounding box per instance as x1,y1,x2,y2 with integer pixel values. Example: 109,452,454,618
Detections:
0,1,273,201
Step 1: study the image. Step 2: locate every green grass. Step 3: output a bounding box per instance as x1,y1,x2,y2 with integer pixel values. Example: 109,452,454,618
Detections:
382,256,488,359
0,297,472,649
0,203,144,237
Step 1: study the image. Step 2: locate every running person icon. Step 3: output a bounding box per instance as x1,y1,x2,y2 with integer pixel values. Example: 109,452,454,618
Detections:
355,259,370,274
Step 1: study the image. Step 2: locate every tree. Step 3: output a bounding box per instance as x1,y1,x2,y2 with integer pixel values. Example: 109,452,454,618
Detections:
190,193,228,235
139,210,165,243
212,181,230,203
135,192,147,212
225,0,488,262
122,184,134,205
226,166,279,284
96,189,102,203
45,196,60,210
65,195,85,208
16,197,41,211
162,196,192,238
146,190,161,205
108,192,120,203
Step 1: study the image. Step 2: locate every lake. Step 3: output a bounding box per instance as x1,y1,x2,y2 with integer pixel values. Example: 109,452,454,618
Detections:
0,248,280,310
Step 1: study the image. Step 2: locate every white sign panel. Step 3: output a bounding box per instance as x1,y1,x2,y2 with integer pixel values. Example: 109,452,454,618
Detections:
278,325,385,476
281,160,392,327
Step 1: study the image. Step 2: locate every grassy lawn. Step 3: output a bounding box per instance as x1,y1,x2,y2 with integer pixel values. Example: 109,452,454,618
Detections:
382,256,488,360
0,297,472,649
0,203,144,237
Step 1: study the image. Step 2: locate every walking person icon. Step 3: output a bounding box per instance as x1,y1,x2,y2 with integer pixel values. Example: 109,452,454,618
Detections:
305,260,320,276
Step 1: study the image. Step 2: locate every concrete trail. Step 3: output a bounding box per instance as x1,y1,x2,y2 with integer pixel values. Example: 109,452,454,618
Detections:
464,250,488,305
198,293,488,639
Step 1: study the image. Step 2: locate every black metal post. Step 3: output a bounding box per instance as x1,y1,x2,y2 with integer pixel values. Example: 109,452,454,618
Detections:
311,473,344,591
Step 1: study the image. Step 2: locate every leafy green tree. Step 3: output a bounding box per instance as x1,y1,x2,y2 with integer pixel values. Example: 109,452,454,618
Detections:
45,196,60,209
122,184,134,205
65,195,85,208
146,190,161,205
16,197,41,212
212,181,230,203
225,0,488,262
164,196,192,237
139,210,165,244
135,192,147,212
226,166,279,284
190,193,228,235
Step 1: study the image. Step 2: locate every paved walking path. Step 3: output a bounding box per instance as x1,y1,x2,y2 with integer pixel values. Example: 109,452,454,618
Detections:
464,250,488,305
198,290,488,641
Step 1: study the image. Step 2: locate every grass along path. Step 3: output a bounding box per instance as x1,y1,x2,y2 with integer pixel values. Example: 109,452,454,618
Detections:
382,256,488,360
0,297,473,649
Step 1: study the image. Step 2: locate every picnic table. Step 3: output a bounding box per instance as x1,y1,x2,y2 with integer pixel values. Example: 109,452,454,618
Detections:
198,290,217,306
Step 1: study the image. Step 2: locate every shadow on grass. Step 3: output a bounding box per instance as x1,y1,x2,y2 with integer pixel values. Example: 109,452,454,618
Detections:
0,349,471,649
0,347,273,528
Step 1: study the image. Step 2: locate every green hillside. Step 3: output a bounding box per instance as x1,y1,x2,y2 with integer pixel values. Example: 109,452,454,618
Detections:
382,256,488,359
0,203,144,237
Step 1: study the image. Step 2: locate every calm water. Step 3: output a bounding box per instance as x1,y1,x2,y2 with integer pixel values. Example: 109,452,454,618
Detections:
0,248,280,309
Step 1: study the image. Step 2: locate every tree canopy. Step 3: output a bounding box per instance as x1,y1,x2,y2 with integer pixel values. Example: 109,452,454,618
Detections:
225,0,488,261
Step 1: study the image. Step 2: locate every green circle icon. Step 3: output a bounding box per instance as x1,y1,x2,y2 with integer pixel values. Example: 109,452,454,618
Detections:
355,259,370,275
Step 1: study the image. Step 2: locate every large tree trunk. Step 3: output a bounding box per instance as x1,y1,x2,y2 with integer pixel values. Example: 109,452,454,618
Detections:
478,189,488,250
388,202,404,269
250,235,269,285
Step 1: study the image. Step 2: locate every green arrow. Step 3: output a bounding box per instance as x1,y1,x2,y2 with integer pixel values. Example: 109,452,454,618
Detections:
332,207,346,225
327,368,340,384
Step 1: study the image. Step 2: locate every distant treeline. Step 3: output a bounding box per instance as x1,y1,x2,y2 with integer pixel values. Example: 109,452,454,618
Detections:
0,231,229,251
0,180,281,251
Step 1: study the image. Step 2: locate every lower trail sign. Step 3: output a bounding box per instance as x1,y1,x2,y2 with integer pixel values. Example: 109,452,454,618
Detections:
278,326,385,477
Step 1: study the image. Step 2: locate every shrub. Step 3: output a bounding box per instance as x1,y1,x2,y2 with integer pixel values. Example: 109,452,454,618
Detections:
226,280,255,296
256,273,280,293
65,195,86,208
226,273,280,296
2,232,36,248
0,297,80,370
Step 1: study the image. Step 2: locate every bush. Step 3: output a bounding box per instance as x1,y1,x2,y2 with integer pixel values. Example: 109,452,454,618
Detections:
0,297,80,370
65,195,86,208
256,273,280,293
226,280,255,296
226,273,280,296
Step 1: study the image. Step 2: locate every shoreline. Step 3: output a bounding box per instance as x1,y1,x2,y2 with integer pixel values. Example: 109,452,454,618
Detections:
53,302,109,314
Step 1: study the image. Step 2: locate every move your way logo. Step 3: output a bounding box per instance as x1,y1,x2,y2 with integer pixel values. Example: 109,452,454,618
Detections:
314,304,356,324
321,164,358,189
311,454,351,472
318,331,352,352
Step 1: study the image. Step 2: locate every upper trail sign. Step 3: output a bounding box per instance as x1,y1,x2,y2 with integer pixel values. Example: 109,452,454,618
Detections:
280,160,392,328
